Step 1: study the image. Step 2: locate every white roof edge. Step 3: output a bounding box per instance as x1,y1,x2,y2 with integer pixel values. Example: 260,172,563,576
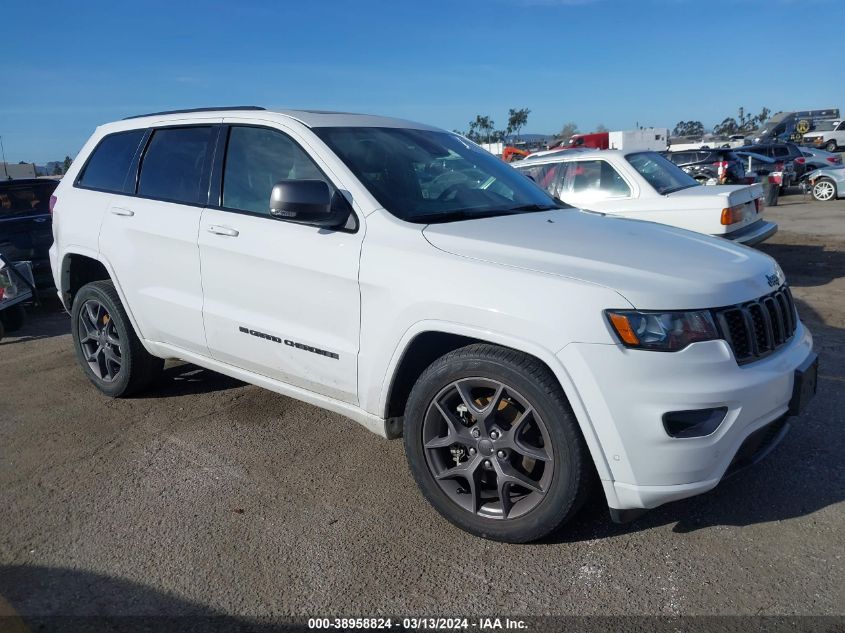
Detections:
96,109,443,133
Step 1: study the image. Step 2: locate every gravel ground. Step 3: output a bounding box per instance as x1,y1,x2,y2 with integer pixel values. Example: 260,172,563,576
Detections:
0,195,843,624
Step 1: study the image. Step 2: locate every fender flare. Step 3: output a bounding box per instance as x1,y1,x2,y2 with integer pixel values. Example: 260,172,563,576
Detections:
377,319,614,483
60,248,150,351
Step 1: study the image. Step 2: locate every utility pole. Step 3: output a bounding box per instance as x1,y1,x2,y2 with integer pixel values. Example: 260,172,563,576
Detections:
0,136,10,179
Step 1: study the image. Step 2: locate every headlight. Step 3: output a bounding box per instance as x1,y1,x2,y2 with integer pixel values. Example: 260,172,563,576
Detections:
606,310,719,351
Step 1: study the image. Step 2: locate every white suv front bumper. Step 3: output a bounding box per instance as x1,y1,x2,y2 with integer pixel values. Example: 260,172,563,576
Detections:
558,322,814,517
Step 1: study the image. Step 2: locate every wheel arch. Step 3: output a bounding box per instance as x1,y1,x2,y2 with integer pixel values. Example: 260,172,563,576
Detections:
379,322,614,483
60,250,148,345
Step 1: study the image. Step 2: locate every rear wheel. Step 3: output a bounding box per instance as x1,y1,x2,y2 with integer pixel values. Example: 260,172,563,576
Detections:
403,344,592,542
71,280,163,397
812,178,837,202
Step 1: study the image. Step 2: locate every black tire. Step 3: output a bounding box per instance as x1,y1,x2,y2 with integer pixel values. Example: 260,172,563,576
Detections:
0,304,26,332
825,140,838,153
71,280,163,397
403,344,592,543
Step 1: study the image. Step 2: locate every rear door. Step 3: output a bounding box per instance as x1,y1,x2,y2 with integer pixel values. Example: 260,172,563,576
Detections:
98,123,216,355
197,122,363,404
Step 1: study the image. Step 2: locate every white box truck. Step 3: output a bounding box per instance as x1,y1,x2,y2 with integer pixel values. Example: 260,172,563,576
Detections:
608,128,669,152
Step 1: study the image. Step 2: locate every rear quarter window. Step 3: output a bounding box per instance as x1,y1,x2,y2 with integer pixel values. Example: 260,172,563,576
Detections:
76,129,146,193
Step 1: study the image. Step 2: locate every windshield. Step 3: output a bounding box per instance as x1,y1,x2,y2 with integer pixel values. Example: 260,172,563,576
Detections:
313,127,560,223
626,151,699,195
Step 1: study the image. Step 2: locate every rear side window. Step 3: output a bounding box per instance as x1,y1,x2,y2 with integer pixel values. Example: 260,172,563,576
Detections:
77,129,145,193
222,126,330,215
138,127,214,205
568,160,631,198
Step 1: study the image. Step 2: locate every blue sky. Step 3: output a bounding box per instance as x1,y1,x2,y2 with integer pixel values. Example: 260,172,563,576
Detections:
2,0,843,163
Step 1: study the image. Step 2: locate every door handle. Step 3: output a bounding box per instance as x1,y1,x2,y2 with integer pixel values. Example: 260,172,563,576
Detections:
110,207,134,217
207,225,239,237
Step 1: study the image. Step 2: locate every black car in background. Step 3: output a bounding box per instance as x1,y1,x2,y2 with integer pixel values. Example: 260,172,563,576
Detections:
0,178,59,292
662,148,747,184
736,142,808,185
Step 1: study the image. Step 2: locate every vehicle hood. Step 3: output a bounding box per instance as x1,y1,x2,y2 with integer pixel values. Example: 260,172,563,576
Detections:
666,184,762,205
422,209,782,309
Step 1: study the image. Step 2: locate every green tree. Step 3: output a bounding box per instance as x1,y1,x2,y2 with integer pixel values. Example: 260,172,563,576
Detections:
714,117,739,136
62,156,73,173
506,108,531,141
672,121,705,137
474,115,495,144
558,122,579,140
595,123,609,133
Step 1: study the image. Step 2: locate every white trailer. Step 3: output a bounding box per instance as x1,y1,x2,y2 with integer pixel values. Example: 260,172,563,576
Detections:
608,128,669,152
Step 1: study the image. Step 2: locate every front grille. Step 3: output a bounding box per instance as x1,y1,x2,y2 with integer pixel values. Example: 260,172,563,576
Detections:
715,284,798,364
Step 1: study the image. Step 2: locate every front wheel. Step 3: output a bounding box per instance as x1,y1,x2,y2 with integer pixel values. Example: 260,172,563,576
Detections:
71,280,163,397
825,140,838,153
812,178,837,202
403,344,592,542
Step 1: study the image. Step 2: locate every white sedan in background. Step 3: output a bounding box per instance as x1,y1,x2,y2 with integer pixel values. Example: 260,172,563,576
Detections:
514,149,776,246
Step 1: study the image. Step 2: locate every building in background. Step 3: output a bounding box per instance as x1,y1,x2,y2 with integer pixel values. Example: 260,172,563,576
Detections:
1,162,38,180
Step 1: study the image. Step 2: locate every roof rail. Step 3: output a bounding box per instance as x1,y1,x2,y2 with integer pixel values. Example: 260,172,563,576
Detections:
123,106,265,120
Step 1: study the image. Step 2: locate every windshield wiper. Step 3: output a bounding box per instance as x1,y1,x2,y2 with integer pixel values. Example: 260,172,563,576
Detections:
413,204,560,224
412,209,516,224
503,203,560,212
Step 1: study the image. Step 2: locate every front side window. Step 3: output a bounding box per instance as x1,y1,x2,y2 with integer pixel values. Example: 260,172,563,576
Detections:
77,129,146,193
138,126,213,205
313,127,560,223
626,152,698,195
567,160,631,198
222,126,330,215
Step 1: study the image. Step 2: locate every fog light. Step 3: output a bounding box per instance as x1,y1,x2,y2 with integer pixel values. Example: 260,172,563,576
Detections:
662,407,728,438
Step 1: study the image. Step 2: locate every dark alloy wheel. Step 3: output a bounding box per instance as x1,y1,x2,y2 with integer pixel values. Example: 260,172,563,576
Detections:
77,299,123,382
404,344,592,542
71,280,163,397
422,377,553,520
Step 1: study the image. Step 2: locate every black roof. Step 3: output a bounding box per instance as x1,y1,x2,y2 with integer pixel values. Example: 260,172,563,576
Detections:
123,106,265,120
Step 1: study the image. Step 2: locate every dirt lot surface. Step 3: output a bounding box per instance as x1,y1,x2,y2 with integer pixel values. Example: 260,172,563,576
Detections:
1,195,843,623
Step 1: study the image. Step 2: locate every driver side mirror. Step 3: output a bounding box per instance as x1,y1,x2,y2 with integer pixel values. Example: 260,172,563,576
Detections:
270,180,340,227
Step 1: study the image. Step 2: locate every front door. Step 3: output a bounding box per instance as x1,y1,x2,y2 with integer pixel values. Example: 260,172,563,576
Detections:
198,123,363,404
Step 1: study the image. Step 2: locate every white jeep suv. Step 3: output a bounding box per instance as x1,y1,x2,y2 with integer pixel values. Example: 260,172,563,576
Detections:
50,107,818,542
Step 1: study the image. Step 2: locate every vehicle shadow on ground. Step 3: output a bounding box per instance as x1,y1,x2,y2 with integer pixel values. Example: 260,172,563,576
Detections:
546,298,844,544
758,241,845,288
0,302,69,346
0,565,278,631
141,363,246,399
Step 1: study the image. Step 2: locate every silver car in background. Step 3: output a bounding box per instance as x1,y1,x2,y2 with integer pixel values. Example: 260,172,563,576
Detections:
806,165,845,201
